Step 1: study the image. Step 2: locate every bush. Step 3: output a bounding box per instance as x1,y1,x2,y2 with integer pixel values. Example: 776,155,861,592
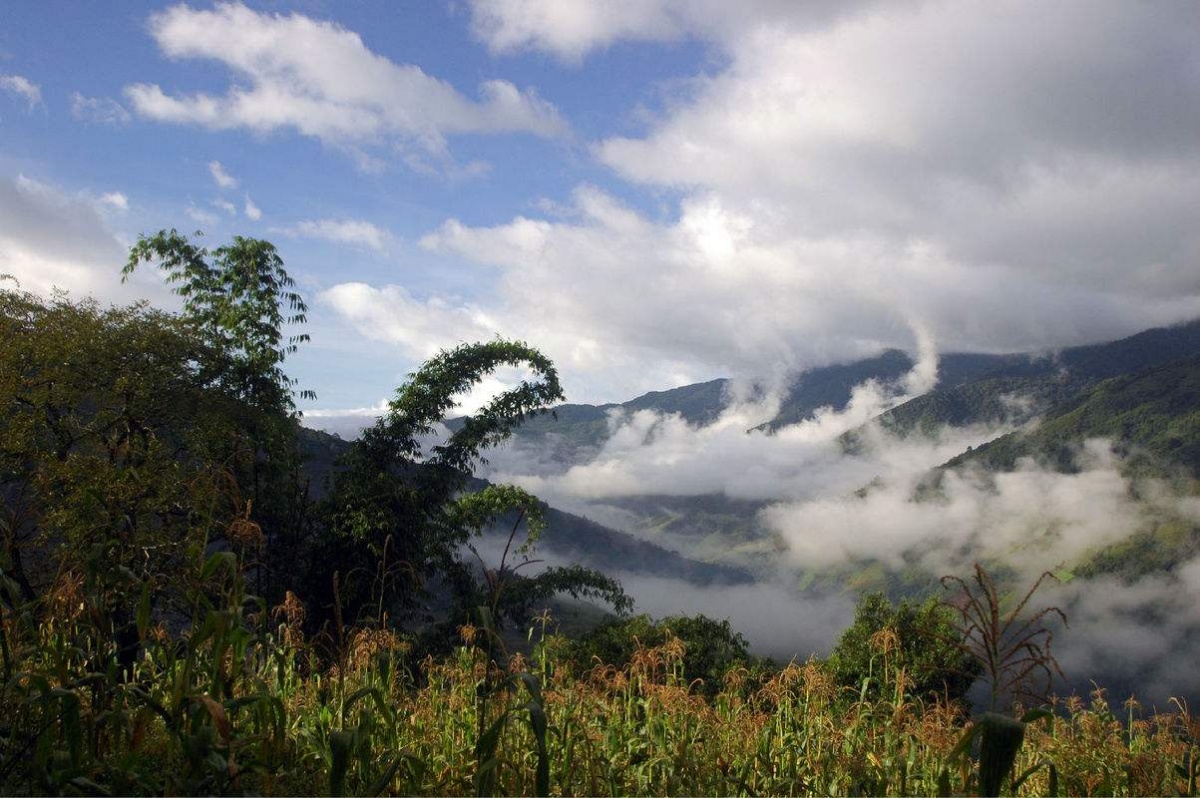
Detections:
827,592,979,702
566,613,755,696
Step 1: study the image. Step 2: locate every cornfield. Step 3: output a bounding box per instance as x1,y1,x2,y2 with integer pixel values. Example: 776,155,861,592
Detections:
2,558,1198,796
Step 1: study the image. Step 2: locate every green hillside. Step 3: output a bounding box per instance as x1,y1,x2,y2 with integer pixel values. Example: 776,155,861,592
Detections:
945,354,1200,478
870,319,1200,438
922,355,1200,585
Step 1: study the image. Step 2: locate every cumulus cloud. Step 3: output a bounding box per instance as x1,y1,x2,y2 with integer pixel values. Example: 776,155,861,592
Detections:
274,219,390,252
0,74,42,109
70,93,131,125
208,160,238,189
415,183,1200,407
213,198,237,215
592,3,1200,286
127,2,565,169
0,175,163,303
319,282,497,359
390,2,1200,400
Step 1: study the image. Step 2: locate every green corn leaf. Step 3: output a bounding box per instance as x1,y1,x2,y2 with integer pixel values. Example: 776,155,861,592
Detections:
946,723,980,767
135,581,152,642
1012,760,1050,793
977,712,1027,798
328,728,356,798
366,756,406,797
475,710,509,797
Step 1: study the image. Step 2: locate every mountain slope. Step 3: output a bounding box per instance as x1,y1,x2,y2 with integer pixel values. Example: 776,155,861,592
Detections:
944,353,1200,478
872,319,1200,438
297,425,750,586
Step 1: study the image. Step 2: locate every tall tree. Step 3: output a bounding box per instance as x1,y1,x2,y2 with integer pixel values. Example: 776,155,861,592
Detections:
323,340,628,629
325,341,564,616
123,229,313,414
124,230,317,598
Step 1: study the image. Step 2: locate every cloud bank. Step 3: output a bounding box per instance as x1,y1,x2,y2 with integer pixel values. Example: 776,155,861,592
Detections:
461,345,1200,702
325,1,1200,404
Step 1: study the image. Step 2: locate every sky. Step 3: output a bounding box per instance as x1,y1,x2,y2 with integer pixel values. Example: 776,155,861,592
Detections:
2,0,1199,421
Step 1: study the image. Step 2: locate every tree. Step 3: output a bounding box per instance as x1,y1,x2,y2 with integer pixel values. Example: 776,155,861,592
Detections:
827,592,980,702
322,340,629,632
0,285,256,673
123,230,318,606
448,485,631,628
123,229,312,414
567,613,751,696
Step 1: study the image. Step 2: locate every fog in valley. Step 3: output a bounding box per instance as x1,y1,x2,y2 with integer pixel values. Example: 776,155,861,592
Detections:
432,349,1200,705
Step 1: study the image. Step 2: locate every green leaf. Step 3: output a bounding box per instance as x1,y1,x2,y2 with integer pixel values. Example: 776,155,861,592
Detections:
977,712,1027,798
328,728,356,798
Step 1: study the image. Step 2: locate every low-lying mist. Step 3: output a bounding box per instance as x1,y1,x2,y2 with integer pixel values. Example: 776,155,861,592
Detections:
470,351,1200,704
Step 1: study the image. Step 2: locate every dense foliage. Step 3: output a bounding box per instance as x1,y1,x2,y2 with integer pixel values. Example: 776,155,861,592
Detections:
564,613,758,698
827,593,980,703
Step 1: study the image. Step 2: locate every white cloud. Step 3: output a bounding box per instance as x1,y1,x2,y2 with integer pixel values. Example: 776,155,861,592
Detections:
488,353,1007,504
185,204,218,227
467,0,864,61
303,400,389,420
126,3,566,169
0,175,163,303
469,0,691,61
405,2,1200,397
302,399,389,439
243,194,262,220
319,282,497,360
213,198,237,215
70,93,131,125
416,184,1200,405
1044,564,1200,703
0,74,42,109
274,218,390,252
97,192,129,212
208,160,238,189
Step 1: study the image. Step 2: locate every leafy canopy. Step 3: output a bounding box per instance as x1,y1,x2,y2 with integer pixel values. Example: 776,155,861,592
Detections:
124,229,313,413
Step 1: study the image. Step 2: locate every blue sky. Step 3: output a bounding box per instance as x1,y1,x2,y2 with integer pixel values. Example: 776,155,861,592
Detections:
3,1,1199,431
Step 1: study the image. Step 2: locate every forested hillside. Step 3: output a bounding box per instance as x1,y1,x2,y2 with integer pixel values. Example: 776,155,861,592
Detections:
945,354,1200,477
